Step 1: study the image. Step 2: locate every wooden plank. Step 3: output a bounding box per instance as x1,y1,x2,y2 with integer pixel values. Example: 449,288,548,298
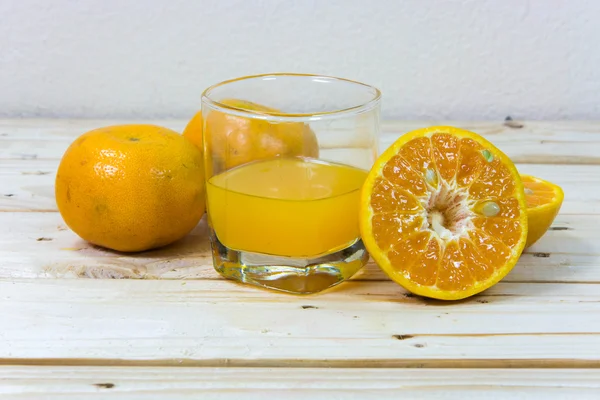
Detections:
381,121,600,164
516,163,600,215
0,279,599,366
1,367,599,399
1,160,597,214
0,160,58,212
0,119,185,161
0,211,596,281
0,212,597,282
2,119,600,164
1,119,599,373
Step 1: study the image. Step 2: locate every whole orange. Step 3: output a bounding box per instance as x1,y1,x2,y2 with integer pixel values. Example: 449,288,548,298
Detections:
182,111,203,150
182,100,274,154
203,98,319,170
55,125,205,252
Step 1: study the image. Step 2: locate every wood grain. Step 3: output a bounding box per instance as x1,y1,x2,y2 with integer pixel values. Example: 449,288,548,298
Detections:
0,278,599,366
2,367,599,399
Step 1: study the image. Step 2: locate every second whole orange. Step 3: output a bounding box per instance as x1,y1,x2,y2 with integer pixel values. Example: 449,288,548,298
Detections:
182,111,204,150
203,98,319,170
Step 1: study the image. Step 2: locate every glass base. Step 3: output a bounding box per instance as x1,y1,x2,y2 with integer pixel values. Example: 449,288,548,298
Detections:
209,227,368,294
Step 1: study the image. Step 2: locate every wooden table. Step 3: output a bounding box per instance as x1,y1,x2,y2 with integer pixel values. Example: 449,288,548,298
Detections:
1,119,600,398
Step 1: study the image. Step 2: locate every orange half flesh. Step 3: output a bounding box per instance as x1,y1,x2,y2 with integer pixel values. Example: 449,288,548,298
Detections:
521,174,564,248
360,126,528,300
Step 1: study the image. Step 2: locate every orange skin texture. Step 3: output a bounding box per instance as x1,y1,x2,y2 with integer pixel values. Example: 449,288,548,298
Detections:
182,111,204,150
55,125,205,252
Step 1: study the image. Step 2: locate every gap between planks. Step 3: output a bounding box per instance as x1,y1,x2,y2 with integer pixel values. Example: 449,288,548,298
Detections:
3,367,600,400
0,358,599,369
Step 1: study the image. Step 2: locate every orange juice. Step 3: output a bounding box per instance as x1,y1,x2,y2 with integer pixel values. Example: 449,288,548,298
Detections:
206,157,368,257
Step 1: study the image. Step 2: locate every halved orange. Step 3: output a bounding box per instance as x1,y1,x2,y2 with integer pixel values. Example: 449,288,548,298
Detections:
521,175,564,248
360,126,528,300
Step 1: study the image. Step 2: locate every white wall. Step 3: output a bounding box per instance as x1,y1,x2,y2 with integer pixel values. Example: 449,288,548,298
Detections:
1,0,598,120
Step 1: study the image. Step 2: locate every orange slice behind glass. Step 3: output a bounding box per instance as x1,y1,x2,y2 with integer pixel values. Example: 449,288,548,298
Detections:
360,126,528,300
521,175,564,248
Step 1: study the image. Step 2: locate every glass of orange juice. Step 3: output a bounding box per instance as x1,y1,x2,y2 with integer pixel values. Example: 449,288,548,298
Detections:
202,73,381,294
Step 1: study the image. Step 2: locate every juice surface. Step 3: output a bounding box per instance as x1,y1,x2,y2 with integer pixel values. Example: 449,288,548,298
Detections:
206,157,368,257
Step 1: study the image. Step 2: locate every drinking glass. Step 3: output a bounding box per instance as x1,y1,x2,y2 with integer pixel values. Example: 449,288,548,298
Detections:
202,73,381,294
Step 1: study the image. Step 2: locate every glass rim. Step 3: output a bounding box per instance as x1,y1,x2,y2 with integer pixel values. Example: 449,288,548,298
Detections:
201,72,381,121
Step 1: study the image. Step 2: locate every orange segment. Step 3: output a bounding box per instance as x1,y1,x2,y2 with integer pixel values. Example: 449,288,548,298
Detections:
431,133,460,182
408,237,441,286
436,241,475,291
387,231,431,278
521,175,564,248
360,126,528,300
468,230,512,267
469,158,516,199
459,238,495,281
370,178,422,214
398,136,436,176
456,138,485,187
472,217,523,248
382,155,428,197
372,213,424,251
